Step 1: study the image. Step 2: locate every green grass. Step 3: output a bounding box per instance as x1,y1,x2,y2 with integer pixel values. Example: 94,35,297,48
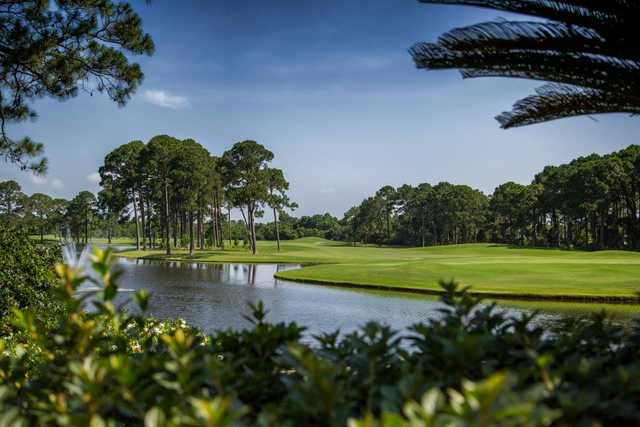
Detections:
116,237,640,301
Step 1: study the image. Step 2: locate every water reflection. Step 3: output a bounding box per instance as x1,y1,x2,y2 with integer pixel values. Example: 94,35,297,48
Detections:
113,259,447,335
133,260,298,288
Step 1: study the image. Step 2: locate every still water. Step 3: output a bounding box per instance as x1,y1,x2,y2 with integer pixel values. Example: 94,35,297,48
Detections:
114,259,444,334
108,258,640,336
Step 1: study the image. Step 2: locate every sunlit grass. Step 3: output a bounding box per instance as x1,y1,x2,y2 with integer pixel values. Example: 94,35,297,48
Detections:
116,238,640,300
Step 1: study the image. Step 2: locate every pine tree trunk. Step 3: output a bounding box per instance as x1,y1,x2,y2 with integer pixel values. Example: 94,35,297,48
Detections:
198,209,204,250
211,204,218,248
228,208,232,246
250,204,257,255
146,198,153,249
239,206,252,250
215,194,223,247
164,179,171,255
273,207,280,251
173,211,178,249
386,207,390,243
189,210,194,256
216,200,222,247
196,209,201,250
139,192,147,250
132,189,140,251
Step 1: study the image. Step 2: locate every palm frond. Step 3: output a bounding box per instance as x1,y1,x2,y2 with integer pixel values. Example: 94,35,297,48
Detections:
437,20,639,62
496,84,640,128
418,0,639,29
411,0,640,127
410,42,640,95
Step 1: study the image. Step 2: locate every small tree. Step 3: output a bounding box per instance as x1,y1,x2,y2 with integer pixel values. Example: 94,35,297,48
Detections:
265,168,296,251
140,135,181,255
221,141,274,255
0,180,24,220
66,191,97,244
24,193,54,243
376,185,397,243
99,141,145,250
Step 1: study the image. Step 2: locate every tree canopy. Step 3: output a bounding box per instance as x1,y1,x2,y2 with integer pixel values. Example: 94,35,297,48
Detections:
1,0,154,172
221,141,276,255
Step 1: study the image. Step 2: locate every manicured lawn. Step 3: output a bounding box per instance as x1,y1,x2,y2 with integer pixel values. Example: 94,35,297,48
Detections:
116,237,640,300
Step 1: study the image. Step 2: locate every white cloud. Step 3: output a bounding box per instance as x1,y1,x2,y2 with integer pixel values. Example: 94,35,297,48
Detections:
29,174,64,189
143,90,189,109
87,172,101,185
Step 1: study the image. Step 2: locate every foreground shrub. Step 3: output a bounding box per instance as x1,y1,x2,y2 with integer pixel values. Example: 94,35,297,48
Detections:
1,248,639,426
0,226,63,335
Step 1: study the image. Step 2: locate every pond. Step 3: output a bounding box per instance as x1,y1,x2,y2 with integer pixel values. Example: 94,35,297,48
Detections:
105,257,640,336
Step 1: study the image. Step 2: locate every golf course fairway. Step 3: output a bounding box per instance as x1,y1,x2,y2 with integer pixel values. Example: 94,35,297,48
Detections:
117,237,640,302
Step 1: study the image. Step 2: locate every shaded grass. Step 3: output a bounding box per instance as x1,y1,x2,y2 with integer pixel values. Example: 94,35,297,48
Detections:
117,237,640,300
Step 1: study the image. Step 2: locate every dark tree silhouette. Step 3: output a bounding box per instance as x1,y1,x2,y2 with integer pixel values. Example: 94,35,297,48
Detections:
410,1,640,128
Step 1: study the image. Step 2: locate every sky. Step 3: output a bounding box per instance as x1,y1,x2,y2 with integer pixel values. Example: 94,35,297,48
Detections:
3,0,640,218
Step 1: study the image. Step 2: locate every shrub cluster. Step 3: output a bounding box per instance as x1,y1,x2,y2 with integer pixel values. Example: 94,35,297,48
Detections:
0,226,64,335
1,247,640,426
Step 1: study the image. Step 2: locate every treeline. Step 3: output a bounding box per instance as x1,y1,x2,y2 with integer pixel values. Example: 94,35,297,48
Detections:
339,145,640,250
1,136,296,252
7,144,640,251
339,183,487,246
0,182,136,243
256,212,341,241
493,145,640,249
98,136,294,255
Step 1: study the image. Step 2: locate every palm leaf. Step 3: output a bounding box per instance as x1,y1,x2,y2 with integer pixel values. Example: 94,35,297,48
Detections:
496,84,640,128
411,0,640,127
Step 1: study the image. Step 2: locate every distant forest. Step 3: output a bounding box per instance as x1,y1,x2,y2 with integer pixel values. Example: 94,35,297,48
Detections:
333,145,640,250
3,145,640,251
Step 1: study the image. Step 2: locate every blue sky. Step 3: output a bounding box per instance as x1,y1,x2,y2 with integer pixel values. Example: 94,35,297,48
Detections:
3,0,640,217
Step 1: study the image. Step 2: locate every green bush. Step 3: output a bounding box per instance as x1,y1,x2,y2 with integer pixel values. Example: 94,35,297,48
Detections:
1,248,640,426
0,225,64,335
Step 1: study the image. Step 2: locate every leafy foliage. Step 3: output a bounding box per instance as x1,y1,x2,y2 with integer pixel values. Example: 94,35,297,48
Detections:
0,0,154,171
256,212,341,241
2,248,640,425
339,182,488,246
0,225,62,334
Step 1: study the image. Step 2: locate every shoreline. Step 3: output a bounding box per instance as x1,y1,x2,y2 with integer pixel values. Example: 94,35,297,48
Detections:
116,253,640,305
274,273,640,304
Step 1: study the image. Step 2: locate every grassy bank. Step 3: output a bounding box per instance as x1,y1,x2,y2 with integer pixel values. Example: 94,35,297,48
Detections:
116,237,640,301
